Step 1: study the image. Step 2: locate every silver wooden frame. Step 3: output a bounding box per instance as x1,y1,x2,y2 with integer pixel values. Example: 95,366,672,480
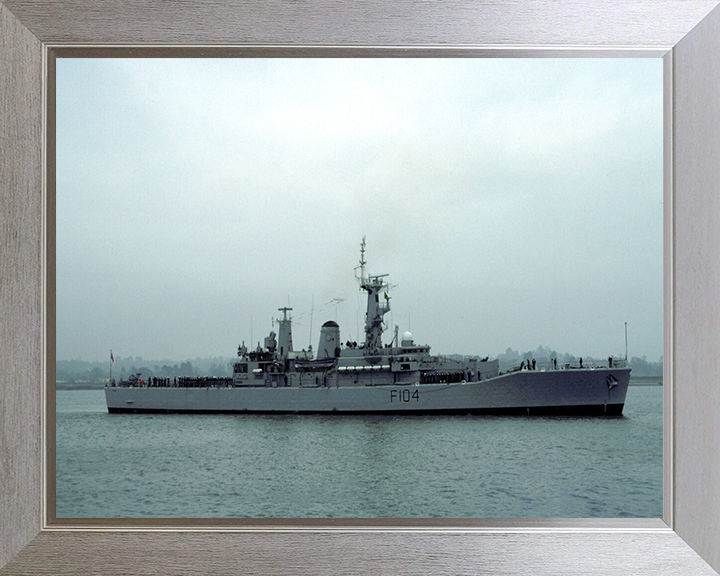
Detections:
2,1,720,574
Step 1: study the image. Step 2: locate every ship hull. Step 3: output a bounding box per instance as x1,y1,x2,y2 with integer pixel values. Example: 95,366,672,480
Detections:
105,367,631,416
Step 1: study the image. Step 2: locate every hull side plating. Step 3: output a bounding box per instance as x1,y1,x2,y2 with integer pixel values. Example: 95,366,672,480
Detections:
106,367,630,415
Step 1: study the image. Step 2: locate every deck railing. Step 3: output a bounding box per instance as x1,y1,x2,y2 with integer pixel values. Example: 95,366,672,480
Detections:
501,357,628,375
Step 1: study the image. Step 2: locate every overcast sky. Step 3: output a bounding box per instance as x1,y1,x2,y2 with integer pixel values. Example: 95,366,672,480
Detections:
56,58,663,363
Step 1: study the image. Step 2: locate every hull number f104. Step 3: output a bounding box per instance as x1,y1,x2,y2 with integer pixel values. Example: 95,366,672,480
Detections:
390,389,419,402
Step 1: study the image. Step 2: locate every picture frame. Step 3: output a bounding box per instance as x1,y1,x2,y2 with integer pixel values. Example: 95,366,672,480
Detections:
2,1,720,574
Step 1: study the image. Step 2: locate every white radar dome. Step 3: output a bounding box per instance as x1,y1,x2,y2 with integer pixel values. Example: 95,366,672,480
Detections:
401,331,414,346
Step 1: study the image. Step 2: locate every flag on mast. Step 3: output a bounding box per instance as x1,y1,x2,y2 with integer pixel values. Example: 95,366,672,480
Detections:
110,350,114,364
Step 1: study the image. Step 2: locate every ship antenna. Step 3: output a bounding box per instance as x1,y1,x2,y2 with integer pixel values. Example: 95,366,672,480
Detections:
309,294,315,348
625,321,628,361
330,297,345,321
357,236,367,284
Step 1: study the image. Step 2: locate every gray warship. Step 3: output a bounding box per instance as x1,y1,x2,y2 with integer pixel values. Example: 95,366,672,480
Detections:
106,239,631,415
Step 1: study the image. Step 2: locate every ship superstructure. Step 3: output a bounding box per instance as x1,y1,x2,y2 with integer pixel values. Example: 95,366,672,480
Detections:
106,239,631,415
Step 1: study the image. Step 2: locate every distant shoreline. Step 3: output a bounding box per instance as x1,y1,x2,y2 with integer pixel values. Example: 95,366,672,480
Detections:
629,376,663,386
55,382,106,390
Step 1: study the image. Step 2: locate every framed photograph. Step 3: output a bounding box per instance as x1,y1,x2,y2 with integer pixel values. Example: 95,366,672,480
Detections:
51,54,664,523
2,1,720,574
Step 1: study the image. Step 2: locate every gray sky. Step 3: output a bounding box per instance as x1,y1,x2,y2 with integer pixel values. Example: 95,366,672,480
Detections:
56,58,663,362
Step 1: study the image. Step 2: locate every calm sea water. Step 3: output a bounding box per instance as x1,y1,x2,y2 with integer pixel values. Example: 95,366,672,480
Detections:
55,386,662,518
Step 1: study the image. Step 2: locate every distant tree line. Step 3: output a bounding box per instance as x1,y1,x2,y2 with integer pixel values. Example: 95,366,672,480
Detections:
56,356,234,388
625,355,663,377
491,346,662,376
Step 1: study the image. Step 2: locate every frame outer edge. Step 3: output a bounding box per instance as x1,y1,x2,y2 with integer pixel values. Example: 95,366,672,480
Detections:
3,531,720,576
1,0,719,46
0,0,43,569
663,50,674,530
671,3,720,572
2,0,720,574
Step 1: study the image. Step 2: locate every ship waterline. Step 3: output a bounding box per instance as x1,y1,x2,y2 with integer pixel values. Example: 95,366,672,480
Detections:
105,238,630,415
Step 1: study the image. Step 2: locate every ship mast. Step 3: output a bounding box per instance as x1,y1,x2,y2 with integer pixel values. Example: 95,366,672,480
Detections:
277,307,293,359
356,237,391,351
